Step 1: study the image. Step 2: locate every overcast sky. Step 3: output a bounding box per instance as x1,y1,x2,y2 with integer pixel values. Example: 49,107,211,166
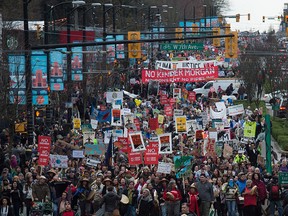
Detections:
223,0,286,32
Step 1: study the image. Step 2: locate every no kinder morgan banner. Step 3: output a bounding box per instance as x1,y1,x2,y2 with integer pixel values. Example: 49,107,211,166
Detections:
142,67,218,83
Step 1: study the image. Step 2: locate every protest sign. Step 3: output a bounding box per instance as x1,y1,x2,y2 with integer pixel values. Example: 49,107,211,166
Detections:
50,154,68,168
174,155,193,178
134,118,141,131
169,98,176,106
244,122,256,138
112,98,123,109
121,108,131,116
38,136,51,166
218,129,231,141
215,141,224,157
86,158,101,167
129,132,146,152
158,115,164,124
84,143,106,155
144,147,159,165
173,88,181,99
174,109,183,117
123,114,134,126
223,144,233,159
157,162,172,174
116,137,130,153
213,120,225,131
111,109,122,126
175,116,187,133
160,95,168,105
205,138,216,157
210,107,226,120
164,106,173,116
82,124,92,133
188,91,196,102
73,118,81,129
15,122,25,133
228,104,244,116
141,67,218,83
106,91,123,103
83,131,95,145
72,150,85,158
158,133,172,154
149,118,159,130
128,151,143,165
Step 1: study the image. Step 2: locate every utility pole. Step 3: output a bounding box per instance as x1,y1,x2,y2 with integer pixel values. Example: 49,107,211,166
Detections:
265,114,272,174
23,0,34,145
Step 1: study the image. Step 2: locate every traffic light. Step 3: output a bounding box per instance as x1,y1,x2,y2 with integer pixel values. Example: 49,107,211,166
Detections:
225,31,238,59
212,28,221,47
128,31,141,59
36,24,42,39
225,24,231,35
113,59,119,68
286,27,288,37
236,14,240,22
248,13,250,21
262,16,265,23
175,28,183,43
35,109,44,118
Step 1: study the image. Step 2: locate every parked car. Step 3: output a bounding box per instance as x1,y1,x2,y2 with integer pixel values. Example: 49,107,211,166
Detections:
277,98,288,118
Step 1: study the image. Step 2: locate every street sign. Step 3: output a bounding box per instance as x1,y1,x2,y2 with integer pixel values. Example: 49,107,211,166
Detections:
279,172,288,185
160,43,203,51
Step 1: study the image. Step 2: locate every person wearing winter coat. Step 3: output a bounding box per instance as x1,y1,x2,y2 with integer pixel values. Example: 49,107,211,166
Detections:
137,188,154,216
32,175,51,202
101,185,121,215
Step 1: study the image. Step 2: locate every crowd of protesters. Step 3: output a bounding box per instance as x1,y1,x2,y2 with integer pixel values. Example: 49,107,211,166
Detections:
1,79,288,216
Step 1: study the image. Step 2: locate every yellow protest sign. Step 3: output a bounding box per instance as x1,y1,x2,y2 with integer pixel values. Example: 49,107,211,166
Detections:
175,116,187,133
155,128,164,135
158,115,164,124
244,122,256,138
73,118,81,129
15,123,26,133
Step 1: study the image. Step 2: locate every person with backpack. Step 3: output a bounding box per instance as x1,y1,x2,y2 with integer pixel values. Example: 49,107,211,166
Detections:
267,176,283,216
223,177,239,216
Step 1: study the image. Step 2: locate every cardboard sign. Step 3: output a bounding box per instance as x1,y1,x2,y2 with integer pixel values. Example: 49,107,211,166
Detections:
129,132,146,152
223,143,233,159
128,151,143,165
144,147,159,165
175,116,187,133
15,122,26,133
158,133,172,154
157,162,172,174
50,154,68,168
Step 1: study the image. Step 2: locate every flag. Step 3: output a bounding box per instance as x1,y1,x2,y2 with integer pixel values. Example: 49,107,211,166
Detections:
96,109,111,123
90,105,98,119
105,135,113,168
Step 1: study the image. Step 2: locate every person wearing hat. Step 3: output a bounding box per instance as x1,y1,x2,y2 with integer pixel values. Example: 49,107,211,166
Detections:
137,188,154,216
159,178,169,216
74,178,91,216
32,175,50,202
233,150,247,164
102,178,116,196
122,181,138,216
0,196,13,216
187,184,200,216
164,180,182,216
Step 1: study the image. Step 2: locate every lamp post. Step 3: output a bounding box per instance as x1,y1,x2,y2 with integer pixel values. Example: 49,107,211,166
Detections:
23,0,34,144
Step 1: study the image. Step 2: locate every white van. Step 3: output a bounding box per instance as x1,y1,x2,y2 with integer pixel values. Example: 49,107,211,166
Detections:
193,79,242,98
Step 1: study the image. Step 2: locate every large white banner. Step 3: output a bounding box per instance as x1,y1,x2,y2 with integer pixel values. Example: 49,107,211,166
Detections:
155,60,217,70
106,91,123,103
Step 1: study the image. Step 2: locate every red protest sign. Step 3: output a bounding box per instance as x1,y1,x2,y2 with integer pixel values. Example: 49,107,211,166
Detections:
128,151,143,165
144,147,159,165
134,118,141,131
38,136,51,166
117,137,130,153
164,106,173,117
169,98,176,106
188,91,196,102
160,95,168,105
148,140,159,151
149,118,159,131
